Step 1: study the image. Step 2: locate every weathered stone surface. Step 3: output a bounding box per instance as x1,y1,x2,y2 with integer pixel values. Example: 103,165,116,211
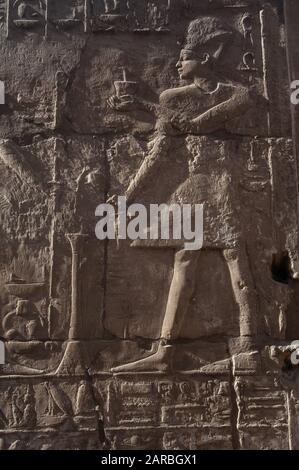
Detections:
0,0,299,451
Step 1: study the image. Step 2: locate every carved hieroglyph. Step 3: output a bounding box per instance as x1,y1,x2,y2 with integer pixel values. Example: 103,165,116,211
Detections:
0,0,299,450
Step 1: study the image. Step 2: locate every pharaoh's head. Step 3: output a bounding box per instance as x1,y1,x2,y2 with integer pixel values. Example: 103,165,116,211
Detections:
177,17,234,80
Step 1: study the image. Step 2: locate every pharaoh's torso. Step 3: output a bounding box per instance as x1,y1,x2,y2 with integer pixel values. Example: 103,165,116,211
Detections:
161,82,234,116
158,81,251,136
152,82,247,248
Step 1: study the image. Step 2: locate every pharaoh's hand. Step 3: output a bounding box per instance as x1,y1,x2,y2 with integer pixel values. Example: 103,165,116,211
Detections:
171,111,194,134
155,117,176,135
107,94,139,111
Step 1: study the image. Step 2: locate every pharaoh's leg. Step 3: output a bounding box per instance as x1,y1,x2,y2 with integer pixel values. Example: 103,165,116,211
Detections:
161,248,200,340
223,246,258,341
111,248,201,373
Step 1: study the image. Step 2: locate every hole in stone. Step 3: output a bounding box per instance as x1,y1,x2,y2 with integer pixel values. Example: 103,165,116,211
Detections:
282,350,293,371
271,251,291,285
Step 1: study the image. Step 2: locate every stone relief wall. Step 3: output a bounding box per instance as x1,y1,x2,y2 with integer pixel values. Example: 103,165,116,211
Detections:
0,0,299,450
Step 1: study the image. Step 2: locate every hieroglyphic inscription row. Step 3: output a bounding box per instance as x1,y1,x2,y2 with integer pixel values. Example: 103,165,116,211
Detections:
0,1,264,37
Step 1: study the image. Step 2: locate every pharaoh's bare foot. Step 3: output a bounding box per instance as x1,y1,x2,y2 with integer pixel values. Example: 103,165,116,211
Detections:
111,343,174,373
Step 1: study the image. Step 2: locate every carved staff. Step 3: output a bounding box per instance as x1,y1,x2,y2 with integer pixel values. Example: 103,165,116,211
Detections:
48,138,63,338
67,233,88,340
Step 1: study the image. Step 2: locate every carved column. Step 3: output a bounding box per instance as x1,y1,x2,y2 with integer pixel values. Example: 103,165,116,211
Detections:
55,233,88,375
67,233,88,341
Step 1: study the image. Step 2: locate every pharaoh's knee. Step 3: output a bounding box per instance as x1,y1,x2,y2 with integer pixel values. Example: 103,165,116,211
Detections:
237,280,247,290
175,250,196,264
223,249,239,263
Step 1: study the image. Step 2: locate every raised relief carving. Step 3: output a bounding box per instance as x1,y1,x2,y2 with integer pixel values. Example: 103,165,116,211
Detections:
0,1,6,22
53,71,69,129
91,0,171,32
132,0,171,33
242,13,253,45
0,0,298,452
240,14,258,78
110,16,259,373
9,385,36,429
91,0,129,31
7,0,47,36
48,0,85,32
55,233,89,375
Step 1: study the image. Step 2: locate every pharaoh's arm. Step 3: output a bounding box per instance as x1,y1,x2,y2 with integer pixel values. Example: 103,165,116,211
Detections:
125,89,256,202
108,94,177,204
125,134,171,204
0,139,43,190
173,87,257,135
108,94,161,117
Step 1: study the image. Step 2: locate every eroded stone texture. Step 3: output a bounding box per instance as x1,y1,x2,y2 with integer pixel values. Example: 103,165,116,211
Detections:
0,0,299,450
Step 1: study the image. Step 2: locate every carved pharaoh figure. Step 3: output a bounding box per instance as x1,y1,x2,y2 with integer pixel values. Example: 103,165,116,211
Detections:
109,16,260,372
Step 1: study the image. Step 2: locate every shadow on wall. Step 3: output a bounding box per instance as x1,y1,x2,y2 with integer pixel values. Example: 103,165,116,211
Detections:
271,251,299,340
286,281,299,340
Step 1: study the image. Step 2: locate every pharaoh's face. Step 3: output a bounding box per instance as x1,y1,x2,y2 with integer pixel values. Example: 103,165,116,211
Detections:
176,48,208,80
